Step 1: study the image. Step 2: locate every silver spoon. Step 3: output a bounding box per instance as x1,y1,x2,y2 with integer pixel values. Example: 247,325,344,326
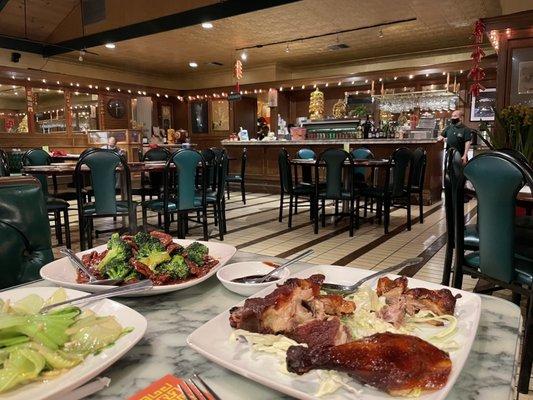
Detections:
321,257,423,295
60,248,122,286
244,249,314,284
40,280,153,313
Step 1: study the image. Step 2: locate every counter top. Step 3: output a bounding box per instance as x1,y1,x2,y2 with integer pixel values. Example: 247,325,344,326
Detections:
221,139,440,146
11,251,521,400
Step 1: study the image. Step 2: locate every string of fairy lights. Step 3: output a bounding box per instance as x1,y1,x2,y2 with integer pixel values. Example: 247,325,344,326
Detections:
0,69,466,117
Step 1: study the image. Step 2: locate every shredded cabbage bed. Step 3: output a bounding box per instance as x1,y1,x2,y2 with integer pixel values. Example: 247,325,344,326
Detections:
230,286,460,397
0,289,130,393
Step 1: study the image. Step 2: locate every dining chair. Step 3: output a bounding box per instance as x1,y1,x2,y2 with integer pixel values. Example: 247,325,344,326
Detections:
410,147,427,223
22,148,71,248
314,148,359,237
278,148,314,228
0,149,10,176
133,146,171,203
142,149,208,240
361,147,413,234
296,148,316,185
452,150,533,393
351,147,375,217
225,147,247,204
74,148,137,250
441,148,479,286
202,148,227,240
0,176,54,289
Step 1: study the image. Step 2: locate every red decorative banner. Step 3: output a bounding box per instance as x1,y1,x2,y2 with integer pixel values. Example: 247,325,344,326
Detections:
468,19,486,97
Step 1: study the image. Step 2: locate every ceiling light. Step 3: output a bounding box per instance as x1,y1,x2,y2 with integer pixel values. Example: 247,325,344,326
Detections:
164,94,168,98
338,81,341,86
409,75,414,79
27,77,31,81
364,79,368,83
378,29,384,38
285,43,290,53
313,84,317,88
117,88,121,92
189,61,198,68
240,52,247,61
76,83,80,87
302,85,305,89
442,72,446,75
459,70,463,74
78,50,85,62
127,89,132,93
106,86,110,91
156,93,160,97
105,43,116,49
393,76,398,80
290,86,294,90
425,73,429,77
325,83,328,87
88,84,93,89
201,22,213,29
279,87,283,91
379,78,382,82
351,80,355,84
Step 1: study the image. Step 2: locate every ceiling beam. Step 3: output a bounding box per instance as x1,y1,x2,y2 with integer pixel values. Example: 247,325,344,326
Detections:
0,0,10,13
0,35,44,54
43,0,302,57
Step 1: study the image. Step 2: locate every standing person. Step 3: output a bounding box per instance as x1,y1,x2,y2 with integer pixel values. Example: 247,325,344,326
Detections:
438,110,472,164
101,136,124,155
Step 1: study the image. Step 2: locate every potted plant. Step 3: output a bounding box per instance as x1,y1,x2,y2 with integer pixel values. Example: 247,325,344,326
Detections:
490,104,533,163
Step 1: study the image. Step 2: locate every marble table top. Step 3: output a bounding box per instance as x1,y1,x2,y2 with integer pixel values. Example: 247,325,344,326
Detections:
16,251,522,399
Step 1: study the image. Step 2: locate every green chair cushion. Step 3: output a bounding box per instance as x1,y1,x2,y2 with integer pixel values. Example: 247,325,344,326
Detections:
46,197,69,210
465,252,533,287
82,200,134,216
464,224,479,248
226,174,242,182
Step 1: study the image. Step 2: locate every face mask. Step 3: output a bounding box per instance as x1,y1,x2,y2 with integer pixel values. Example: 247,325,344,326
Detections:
451,118,460,125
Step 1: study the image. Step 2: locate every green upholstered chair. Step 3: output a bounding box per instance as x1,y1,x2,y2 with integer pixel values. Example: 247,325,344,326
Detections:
351,147,375,217
133,146,171,202
296,148,315,186
0,176,54,289
75,149,137,250
362,147,413,234
225,147,247,204
441,148,479,286
142,149,208,240
314,148,359,237
278,148,314,228
200,148,227,240
410,147,427,223
0,149,10,177
22,148,71,248
452,151,533,393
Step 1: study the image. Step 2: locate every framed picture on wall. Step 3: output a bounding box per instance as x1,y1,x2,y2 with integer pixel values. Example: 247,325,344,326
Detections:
161,104,173,131
470,88,496,121
211,99,229,131
191,101,208,133
510,47,533,106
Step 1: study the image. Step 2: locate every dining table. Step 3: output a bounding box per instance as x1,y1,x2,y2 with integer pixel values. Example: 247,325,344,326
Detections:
5,250,523,400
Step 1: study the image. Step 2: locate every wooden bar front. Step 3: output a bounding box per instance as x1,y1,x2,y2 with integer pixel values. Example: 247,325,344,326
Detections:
222,139,443,205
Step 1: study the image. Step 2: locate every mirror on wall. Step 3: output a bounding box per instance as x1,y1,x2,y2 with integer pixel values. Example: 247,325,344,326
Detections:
33,88,66,133
0,84,28,133
211,99,229,131
70,91,99,132
131,96,153,139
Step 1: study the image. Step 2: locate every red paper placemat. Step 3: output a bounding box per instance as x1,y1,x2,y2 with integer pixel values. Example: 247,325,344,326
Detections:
127,374,186,400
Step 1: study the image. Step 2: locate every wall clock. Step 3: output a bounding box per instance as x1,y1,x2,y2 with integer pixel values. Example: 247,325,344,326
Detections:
107,98,126,119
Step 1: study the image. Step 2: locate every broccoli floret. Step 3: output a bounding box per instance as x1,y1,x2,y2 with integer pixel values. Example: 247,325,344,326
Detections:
97,233,132,272
104,259,133,280
157,255,189,279
184,242,209,266
134,232,170,270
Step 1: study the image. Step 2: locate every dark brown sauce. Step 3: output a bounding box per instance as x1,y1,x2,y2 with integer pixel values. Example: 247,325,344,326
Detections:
231,274,279,284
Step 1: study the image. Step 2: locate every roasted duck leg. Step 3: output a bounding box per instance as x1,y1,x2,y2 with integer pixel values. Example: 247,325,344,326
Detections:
286,332,452,396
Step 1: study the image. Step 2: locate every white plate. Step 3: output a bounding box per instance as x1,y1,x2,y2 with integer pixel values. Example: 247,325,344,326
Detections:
187,264,481,400
40,239,237,296
0,286,147,400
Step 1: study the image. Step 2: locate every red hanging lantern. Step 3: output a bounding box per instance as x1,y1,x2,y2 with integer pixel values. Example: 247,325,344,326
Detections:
469,19,486,98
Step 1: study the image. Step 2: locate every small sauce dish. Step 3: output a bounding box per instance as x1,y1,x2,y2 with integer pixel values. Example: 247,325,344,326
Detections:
216,261,290,296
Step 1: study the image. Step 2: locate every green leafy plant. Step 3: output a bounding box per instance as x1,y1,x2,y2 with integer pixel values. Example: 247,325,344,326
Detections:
491,104,533,163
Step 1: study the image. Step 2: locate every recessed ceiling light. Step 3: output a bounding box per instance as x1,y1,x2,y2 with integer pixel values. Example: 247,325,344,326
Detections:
201,22,213,29
105,43,116,49
240,52,247,61
189,61,198,68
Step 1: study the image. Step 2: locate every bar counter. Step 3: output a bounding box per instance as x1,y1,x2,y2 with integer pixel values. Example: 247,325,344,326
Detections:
222,139,444,204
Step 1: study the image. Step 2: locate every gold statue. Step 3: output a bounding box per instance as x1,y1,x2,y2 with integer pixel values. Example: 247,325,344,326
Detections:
309,88,324,120
332,99,347,119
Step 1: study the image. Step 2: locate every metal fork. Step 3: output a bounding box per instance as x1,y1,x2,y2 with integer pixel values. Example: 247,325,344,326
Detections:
179,374,221,400
321,257,423,295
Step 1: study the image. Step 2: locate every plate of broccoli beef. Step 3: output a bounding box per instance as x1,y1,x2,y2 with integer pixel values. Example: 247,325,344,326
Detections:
40,231,237,296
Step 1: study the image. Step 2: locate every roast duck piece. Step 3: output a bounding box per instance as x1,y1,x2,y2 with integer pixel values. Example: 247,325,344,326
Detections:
229,275,457,395
376,276,461,327
229,274,355,347
286,332,452,396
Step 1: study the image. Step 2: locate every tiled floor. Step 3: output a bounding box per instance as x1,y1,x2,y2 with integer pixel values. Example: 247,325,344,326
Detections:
50,191,532,399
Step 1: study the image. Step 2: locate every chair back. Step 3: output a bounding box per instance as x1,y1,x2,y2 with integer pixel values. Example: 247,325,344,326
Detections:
0,176,53,288
316,148,353,199
167,149,205,210
388,147,413,197
0,149,10,177
278,148,294,195
296,148,315,184
240,147,247,178
411,147,427,189
444,148,465,248
75,149,132,215
213,149,228,202
201,148,217,190
143,147,171,190
22,148,52,194
351,147,374,184
463,152,529,282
